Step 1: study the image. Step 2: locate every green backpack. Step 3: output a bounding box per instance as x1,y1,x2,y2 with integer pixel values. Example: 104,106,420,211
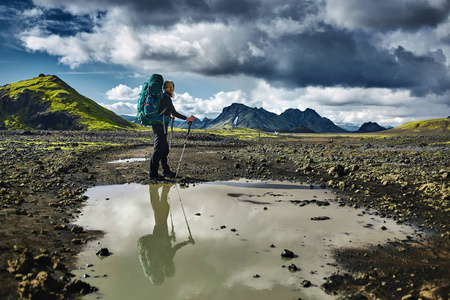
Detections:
137,74,170,126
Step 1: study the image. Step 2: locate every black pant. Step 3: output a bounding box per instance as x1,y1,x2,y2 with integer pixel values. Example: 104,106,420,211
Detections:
149,123,171,176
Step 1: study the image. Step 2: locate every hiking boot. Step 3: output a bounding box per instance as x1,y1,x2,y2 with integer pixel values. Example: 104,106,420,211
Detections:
149,173,164,179
163,171,176,178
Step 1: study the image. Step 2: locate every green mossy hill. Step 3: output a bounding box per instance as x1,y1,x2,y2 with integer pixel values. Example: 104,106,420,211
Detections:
390,118,450,133
0,75,139,130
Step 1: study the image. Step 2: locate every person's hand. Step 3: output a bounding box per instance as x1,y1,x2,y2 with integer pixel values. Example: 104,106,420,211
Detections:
186,116,195,123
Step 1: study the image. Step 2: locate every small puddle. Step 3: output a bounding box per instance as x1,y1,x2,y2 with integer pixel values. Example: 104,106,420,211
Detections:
73,180,416,300
108,158,147,163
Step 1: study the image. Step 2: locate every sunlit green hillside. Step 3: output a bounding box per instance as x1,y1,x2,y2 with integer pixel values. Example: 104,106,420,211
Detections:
0,75,139,130
392,118,449,133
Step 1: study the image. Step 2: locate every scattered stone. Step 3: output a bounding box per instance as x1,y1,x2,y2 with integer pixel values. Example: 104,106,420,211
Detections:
281,249,295,258
328,164,346,177
301,280,312,287
311,216,330,221
34,254,52,266
8,249,33,274
65,279,97,295
288,264,299,272
53,224,68,230
71,226,84,233
71,239,83,245
53,262,65,270
253,274,260,278
18,271,63,300
96,248,111,256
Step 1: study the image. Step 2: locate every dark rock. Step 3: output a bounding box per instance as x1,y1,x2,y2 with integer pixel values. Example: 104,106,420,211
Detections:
281,249,295,258
311,216,330,221
328,164,346,177
96,248,111,256
301,280,312,287
53,262,65,270
71,239,83,245
71,226,84,233
18,271,64,300
34,254,52,265
65,279,96,295
8,249,33,274
322,273,355,293
54,224,68,230
288,263,299,272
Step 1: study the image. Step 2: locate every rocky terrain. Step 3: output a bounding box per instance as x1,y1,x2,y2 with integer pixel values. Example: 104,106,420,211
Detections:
0,130,448,299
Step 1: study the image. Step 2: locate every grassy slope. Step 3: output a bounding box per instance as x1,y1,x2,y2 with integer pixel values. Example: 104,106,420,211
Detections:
389,118,450,133
1,75,140,131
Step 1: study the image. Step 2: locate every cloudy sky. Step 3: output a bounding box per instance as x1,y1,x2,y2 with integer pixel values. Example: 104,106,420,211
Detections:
1,0,449,127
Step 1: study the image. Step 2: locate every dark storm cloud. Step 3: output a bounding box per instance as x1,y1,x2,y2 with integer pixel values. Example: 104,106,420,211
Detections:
18,0,450,95
192,25,450,96
326,0,450,32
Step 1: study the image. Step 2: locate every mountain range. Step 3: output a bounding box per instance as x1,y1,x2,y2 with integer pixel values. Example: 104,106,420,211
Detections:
1,75,447,133
178,103,348,133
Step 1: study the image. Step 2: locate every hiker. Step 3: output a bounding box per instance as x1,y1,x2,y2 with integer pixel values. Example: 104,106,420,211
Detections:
149,80,195,179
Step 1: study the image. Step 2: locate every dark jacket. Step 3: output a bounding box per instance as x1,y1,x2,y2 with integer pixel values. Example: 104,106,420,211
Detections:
159,91,186,120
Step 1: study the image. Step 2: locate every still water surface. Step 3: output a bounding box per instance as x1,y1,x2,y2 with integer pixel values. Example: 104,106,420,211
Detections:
73,180,416,300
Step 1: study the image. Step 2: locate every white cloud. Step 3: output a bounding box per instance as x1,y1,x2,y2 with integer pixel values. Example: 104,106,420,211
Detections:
100,77,449,127
173,90,249,119
106,84,141,101
100,101,136,116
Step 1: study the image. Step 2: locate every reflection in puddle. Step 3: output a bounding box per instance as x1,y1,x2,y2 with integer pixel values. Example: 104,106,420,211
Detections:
138,184,195,286
108,158,147,163
73,180,416,300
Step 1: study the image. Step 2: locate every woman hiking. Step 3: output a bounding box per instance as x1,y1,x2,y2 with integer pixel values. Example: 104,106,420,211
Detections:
149,80,195,179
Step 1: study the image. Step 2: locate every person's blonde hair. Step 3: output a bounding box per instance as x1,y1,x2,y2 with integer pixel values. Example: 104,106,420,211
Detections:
163,80,174,91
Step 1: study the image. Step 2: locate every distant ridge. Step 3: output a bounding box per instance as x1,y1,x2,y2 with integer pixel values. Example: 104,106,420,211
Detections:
0,75,138,130
357,122,387,133
179,103,347,133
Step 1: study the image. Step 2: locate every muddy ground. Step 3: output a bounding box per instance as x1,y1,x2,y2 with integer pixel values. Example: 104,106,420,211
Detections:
0,130,449,299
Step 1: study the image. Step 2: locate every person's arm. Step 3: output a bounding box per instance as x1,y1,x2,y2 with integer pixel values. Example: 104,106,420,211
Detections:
162,94,186,120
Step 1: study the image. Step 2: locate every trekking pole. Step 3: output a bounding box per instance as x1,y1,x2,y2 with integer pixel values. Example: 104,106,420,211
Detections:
175,120,192,178
167,118,174,164
174,184,193,240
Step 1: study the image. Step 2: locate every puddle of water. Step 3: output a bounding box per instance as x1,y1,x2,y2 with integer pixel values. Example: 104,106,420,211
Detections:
73,180,416,300
108,158,147,163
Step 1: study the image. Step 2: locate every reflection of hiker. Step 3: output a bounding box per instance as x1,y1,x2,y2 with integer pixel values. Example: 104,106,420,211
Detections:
149,80,195,179
137,184,194,286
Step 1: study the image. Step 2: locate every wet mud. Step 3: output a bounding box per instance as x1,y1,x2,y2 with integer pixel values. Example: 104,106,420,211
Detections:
0,130,449,299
